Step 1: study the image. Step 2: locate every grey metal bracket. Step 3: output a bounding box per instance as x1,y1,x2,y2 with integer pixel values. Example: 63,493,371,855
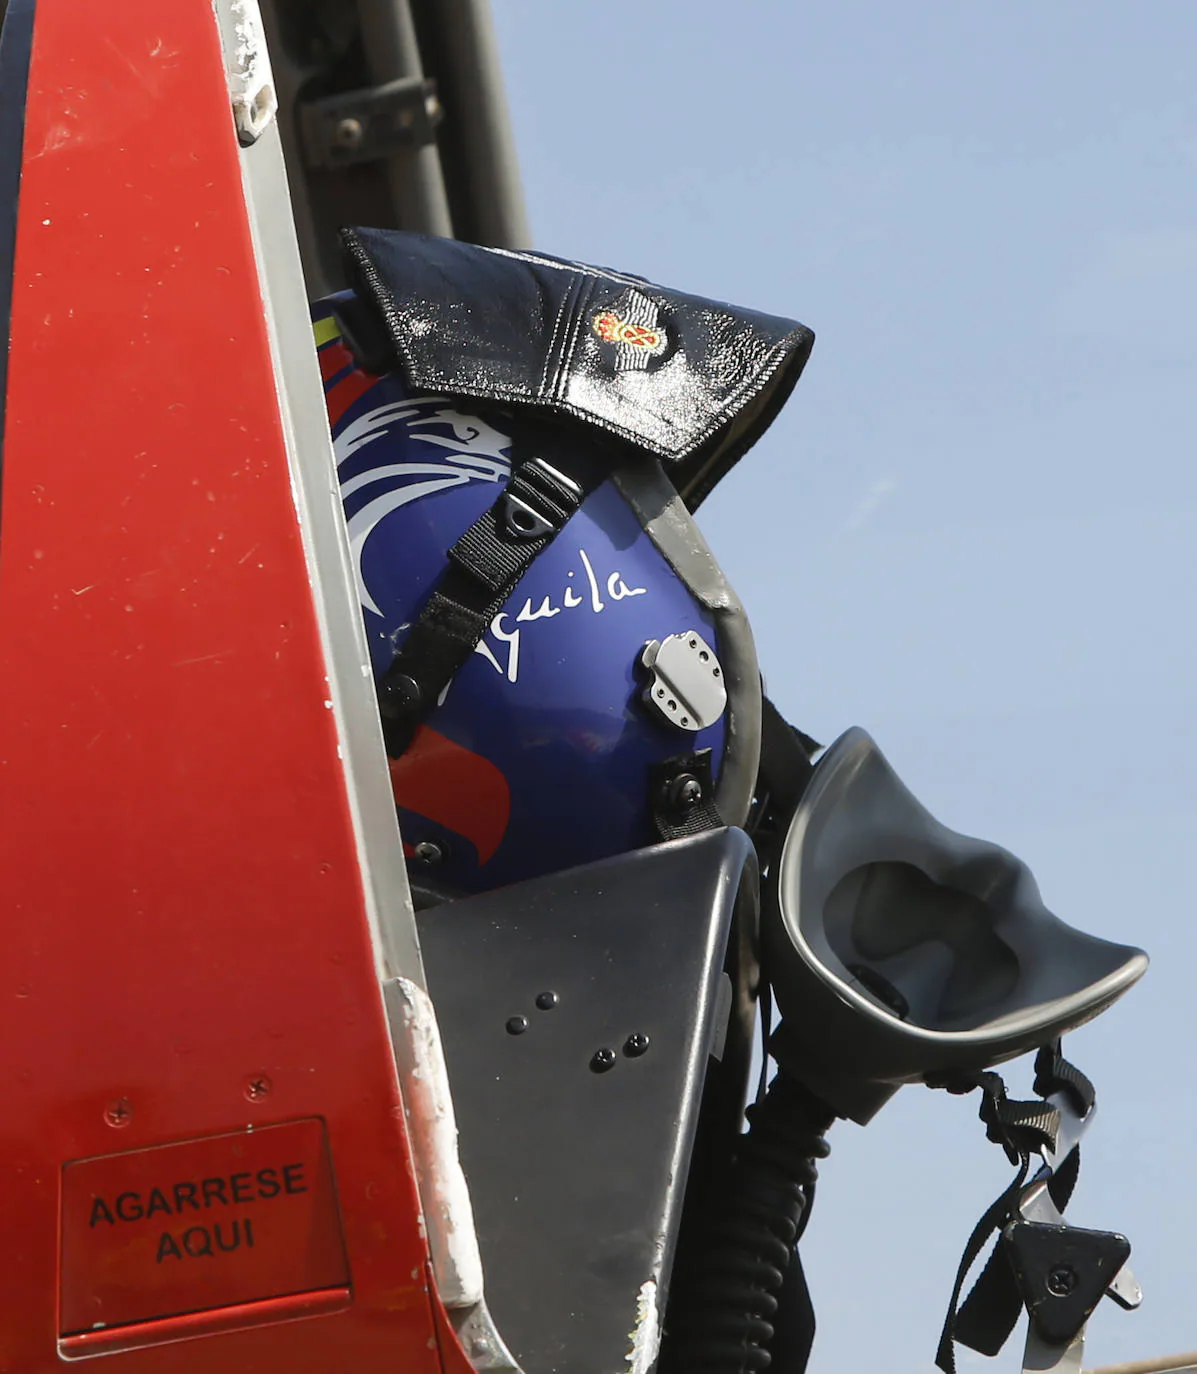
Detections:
1012,1091,1141,1374
299,75,443,169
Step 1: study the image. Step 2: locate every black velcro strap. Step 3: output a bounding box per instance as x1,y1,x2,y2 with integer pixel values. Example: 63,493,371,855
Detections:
935,1155,1031,1374
932,1057,1091,1374
382,590,493,694
1034,1043,1096,1119
650,749,723,841
952,1144,1083,1358
377,450,590,756
377,589,496,755
953,1226,1025,1358
447,459,581,591
410,589,494,648
448,508,550,593
975,1070,1061,1163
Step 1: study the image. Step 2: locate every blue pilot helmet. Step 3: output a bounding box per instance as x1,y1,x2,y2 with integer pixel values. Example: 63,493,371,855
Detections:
312,231,814,898
316,302,737,896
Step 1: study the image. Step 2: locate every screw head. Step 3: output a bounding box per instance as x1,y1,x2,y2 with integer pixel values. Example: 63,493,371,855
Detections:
244,1075,272,1103
333,116,365,150
668,775,703,811
506,1016,529,1036
412,840,445,867
590,1048,617,1073
104,1098,132,1128
1046,1265,1079,1297
623,1032,651,1058
379,673,421,716
535,990,559,1011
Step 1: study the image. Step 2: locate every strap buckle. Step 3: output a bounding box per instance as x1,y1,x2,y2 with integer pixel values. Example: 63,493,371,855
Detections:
502,457,583,539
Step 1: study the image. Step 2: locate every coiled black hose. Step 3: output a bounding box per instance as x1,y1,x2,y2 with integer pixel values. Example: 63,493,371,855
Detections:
660,1068,834,1373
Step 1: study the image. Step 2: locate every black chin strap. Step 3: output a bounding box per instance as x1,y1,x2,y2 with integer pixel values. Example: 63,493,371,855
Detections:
375,430,600,757
936,1153,1034,1374
931,1045,1093,1374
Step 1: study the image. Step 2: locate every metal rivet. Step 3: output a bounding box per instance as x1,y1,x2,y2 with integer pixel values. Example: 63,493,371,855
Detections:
506,1016,529,1036
245,1075,271,1103
104,1098,132,1128
412,840,445,866
590,1048,617,1073
333,116,364,150
535,991,559,1011
623,1033,650,1057
380,672,421,713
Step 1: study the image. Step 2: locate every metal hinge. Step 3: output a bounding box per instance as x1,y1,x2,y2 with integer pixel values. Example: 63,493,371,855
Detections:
299,76,444,169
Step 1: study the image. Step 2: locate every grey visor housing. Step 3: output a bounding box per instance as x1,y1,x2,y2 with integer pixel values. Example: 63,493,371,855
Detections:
764,728,1148,1122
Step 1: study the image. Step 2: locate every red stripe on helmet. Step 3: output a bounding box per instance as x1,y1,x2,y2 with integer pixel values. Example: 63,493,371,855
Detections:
389,727,511,866
319,339,357,383
326,368,380,427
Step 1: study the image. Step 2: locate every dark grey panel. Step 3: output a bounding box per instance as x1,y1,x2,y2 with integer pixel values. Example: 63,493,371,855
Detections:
418,828,757,1374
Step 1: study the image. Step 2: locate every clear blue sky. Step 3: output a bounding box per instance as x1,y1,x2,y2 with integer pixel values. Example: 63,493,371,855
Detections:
492,4,1197,1369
